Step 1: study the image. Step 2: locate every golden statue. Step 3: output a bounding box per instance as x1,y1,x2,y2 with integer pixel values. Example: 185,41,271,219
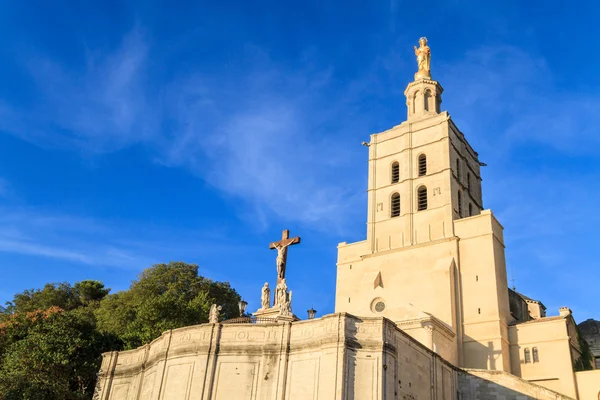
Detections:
414,37,431,79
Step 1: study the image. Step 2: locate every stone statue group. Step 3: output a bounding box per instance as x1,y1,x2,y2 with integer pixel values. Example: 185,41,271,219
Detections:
260,279,292,316
207,229,299,324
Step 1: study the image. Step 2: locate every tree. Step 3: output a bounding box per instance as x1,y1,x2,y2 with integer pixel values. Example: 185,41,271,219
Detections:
2,280,109,316
95,262,241,349
0,307,117,400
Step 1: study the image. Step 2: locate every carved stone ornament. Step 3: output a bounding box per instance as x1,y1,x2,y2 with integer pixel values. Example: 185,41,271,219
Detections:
209,304,222,324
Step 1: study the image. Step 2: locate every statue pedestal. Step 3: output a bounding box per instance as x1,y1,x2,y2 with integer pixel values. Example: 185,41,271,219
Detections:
253,307,299,323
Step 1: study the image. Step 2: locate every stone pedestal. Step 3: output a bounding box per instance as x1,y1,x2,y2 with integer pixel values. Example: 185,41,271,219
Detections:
253,307,299,323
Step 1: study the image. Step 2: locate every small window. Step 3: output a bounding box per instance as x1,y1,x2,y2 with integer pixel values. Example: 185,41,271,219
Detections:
524,348,531,363
418,154,427,176
532,347,539,363
391,162,400,183
458,191,463,218
417,186,427,211
391,193,400,217
456,158,461,181
468,203,473,217
467,172,471,192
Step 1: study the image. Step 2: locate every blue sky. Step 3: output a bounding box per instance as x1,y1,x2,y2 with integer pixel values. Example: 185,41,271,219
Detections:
0,1,599,322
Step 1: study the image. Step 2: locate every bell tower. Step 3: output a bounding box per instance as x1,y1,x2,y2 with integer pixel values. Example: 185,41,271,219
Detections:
363,37,483,252
336,38,511,372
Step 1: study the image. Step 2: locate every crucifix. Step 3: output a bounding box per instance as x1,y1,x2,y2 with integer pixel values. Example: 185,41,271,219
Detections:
269,229,301,283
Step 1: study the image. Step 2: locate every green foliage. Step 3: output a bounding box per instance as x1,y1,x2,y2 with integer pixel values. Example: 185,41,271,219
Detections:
0,262,241,399
2,280,109,315
95,262,241,349
0,308,118,400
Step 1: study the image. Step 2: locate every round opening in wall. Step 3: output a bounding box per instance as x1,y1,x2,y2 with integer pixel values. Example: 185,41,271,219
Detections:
370,297,386,313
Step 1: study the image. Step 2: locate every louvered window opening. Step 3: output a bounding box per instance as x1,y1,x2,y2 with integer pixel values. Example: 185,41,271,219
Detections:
418,155,427,176
391,162,400,183
467,172,471,192
458,191,463,218
417,187,427,211
456,159,461,181
391,193,400,217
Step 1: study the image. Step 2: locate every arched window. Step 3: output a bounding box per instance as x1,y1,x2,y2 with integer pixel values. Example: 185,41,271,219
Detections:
524,348,531,363
424,90,431,111
458,191,463,218
391,162,400,183
418,154,427,176
412,91,419,114
468,203,473,217
417,186,428,211
456,158,461,181
532,347,539,363
467,172,471,192
391,193,400,217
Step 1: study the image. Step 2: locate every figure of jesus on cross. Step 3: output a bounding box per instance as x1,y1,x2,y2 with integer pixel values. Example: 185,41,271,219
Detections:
269,229,301,283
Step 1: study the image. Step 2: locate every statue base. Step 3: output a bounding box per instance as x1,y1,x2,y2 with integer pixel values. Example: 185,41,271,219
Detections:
414,71,432,80
253,307,299,323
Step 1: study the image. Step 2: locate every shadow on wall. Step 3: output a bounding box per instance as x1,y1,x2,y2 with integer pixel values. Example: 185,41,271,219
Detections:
463,334,503,370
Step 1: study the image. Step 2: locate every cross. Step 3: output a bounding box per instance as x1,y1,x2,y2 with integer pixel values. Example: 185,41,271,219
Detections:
269,229,301,283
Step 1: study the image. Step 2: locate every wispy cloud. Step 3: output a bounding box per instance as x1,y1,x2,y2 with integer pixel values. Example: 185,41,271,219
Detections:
0,207,156,268
1,28,152,154
441,45,600,156
2,34,372,232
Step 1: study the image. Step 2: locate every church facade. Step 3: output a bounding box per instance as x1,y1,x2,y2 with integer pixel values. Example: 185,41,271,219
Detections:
94,39,600,400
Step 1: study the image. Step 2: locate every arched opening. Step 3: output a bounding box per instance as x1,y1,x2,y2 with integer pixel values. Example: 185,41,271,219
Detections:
391,162,400,183
412,91,420,114
418,154,427,176
424,90,431,112
458,190,463,218
391,193,400,217
532,347,539,363
456,158,461,181
417,186,427,211
524,348,531,363
468,203,473,217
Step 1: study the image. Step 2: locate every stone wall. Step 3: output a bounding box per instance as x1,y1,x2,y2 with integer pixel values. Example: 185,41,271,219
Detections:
95,313,459,400
575,370,600,400
95,313,586,400
459,369,574,400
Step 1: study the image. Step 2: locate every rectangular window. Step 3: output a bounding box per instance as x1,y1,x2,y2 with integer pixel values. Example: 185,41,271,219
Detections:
524,348,531,363
532,347,539,363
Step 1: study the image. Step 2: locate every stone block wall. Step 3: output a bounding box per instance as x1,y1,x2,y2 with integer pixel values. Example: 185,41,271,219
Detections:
95,313,582,400
458,369,574,400
94,313,459,400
